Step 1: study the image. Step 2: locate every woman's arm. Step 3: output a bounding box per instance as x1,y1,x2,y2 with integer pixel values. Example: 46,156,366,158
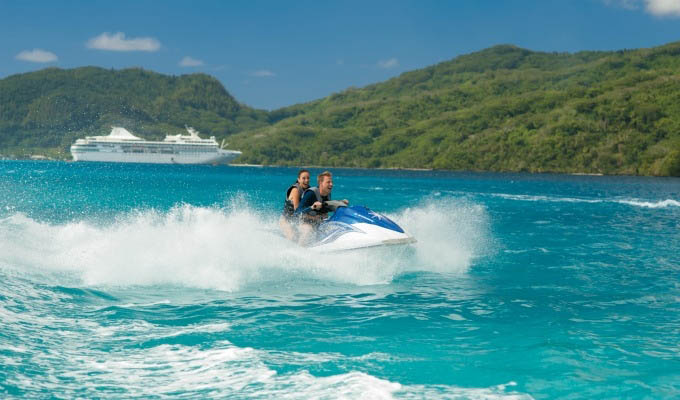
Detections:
290,188,301,210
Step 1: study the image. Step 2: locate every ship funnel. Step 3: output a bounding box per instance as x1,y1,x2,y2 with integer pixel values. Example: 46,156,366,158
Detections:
185,125,200,137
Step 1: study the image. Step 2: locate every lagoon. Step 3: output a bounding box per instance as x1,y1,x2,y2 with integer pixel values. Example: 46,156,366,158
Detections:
1,161,679,398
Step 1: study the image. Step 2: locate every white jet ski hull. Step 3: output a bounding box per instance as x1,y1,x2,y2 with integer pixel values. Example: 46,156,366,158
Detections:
307,205,416,252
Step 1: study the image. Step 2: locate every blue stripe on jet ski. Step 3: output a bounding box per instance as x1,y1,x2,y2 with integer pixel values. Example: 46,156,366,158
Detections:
328,206,404,233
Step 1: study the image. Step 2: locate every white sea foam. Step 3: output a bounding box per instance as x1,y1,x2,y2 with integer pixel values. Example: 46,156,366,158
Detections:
0,200,489,291
491,193,604,204
616,199,680,208
490,193,680,209
8,337,530,399
1,283,528,400
395,198,491,273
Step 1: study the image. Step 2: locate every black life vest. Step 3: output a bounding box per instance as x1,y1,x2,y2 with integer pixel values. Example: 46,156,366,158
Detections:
303,186,331,216
282,182,304,216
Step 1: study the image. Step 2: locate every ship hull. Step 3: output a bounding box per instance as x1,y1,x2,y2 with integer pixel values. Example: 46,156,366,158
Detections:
71,149,241,165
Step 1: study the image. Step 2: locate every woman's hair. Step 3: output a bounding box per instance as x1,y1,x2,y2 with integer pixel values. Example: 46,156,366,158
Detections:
317,170,332,184
297,169,310,178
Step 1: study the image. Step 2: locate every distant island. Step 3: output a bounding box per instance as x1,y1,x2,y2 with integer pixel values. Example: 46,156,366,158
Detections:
1,41,679,176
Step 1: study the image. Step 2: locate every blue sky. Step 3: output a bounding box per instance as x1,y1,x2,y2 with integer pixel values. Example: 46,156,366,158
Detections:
2,0,680,110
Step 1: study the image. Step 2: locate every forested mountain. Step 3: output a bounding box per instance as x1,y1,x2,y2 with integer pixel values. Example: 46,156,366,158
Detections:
2,42,680,176
0,67,269,157
230,42,680,176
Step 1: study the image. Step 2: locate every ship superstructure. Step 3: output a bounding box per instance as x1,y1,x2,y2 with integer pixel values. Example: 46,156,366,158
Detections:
70,126,241,164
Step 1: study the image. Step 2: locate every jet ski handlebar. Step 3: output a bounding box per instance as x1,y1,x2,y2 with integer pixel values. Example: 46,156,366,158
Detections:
323,200,349,211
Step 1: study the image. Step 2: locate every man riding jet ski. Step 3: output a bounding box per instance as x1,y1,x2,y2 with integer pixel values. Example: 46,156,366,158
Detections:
309,200,417,252
294,171,415,252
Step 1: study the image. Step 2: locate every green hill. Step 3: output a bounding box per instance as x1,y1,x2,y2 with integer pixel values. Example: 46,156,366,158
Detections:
0,67,269,158
229,42,680,176
1,42,680,176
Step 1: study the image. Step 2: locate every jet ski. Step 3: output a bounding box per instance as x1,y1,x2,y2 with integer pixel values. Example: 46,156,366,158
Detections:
307,200,416,252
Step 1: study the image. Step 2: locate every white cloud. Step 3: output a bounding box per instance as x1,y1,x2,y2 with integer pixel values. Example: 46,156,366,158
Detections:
645,0,680,16
250,70,275,77
603,0,680,16
377,58,399,69
15,49,58,63
86,32,160,52
179,56,204,67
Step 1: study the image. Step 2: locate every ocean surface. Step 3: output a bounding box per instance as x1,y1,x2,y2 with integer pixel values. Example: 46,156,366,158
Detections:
1,160,678,399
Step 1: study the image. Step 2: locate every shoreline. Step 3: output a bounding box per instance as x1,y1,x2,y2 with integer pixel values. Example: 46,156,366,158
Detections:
230,163,434,172
2,158,676,178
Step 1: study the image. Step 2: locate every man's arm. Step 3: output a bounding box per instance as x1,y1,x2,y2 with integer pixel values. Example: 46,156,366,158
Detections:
295,191,321,216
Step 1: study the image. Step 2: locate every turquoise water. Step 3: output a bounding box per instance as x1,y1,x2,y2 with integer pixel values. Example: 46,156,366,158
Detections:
1,160,679,399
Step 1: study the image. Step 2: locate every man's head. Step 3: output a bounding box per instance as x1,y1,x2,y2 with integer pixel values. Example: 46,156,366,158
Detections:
318,171,333,196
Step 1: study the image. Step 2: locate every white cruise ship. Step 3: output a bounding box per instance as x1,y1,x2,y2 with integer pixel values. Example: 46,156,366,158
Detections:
70,126,242,165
